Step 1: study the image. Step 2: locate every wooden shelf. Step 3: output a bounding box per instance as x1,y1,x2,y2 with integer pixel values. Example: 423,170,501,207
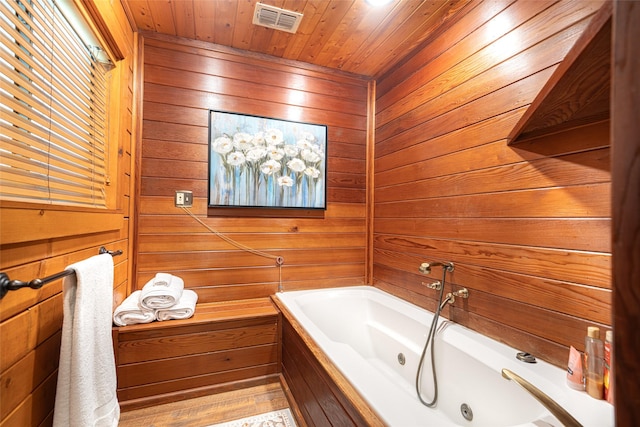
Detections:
508,2,612,144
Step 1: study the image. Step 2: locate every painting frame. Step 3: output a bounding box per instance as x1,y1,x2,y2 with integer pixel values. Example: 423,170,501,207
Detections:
207,110,328,213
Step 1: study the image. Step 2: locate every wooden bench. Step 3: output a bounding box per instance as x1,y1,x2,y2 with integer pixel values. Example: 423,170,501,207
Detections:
112,298,281,411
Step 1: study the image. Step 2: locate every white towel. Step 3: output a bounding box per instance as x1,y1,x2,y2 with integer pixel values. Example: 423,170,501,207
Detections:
139,273,184,309
152,272,172,287
155,289,199,321
112,290,155,326
53,253,120,427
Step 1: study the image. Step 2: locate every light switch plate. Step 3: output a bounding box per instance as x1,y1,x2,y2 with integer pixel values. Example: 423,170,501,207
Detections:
175,190,193,207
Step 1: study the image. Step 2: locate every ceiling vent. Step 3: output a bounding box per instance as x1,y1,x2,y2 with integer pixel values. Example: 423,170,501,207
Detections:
253,3,303,34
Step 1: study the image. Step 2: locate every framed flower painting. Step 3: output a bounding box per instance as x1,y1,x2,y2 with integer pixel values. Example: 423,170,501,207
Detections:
208,111,328,211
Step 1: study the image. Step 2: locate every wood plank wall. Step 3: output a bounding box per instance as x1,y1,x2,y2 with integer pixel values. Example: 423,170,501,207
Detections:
135,33,369,301
0,1,135,424
373,0,611,368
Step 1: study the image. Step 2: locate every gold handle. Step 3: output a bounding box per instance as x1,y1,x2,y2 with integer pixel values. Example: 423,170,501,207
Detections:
501,368,583,427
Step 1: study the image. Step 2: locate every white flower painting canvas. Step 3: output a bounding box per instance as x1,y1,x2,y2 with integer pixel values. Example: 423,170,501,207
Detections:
208,111,327,209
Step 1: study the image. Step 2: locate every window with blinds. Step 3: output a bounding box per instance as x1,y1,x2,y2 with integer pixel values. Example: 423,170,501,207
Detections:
0,0,109,208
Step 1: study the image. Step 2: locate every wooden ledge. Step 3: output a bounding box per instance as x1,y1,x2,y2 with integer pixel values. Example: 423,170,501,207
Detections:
112,297,279,334
507,1,612,144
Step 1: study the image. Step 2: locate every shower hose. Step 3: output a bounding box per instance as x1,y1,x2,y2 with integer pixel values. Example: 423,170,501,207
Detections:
415,267,448,407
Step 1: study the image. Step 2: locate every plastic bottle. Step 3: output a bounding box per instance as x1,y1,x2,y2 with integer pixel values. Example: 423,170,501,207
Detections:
604,330,613,403
585,326,604,399
566,345,585,390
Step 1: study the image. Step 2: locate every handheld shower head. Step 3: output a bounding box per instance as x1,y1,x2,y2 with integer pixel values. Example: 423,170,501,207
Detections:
419,261,454,274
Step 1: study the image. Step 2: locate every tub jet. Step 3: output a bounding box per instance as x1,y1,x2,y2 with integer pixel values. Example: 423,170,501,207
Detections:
397,353,406,365
460,403,473,421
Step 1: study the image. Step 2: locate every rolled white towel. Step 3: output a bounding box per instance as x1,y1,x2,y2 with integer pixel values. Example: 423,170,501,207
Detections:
140,273,184,310
155,290,198,321
112,290,155,326
152,272,172,287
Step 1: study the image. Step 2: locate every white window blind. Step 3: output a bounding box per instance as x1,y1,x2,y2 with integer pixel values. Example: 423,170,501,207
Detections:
0,0,108,207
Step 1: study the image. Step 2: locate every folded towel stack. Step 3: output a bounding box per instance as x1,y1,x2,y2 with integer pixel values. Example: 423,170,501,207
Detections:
112,273,198,326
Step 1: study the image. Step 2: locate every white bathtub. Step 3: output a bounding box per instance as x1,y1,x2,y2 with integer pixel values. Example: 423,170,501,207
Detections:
275,286,613,427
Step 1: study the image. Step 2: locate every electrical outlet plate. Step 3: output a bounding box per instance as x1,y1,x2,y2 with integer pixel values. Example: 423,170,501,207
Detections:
175,190,193,207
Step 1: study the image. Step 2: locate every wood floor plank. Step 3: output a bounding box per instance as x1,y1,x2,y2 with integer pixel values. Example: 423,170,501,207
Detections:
118,382,289,427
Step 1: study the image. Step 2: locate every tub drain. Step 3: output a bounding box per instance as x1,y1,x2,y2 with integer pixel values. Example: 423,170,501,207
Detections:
460,403,473,421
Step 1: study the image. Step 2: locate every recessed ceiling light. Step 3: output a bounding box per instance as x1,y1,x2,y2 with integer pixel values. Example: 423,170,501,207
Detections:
365,0,394,6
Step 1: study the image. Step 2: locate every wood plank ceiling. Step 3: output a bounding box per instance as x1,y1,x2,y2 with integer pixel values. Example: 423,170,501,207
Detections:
121,0,472,78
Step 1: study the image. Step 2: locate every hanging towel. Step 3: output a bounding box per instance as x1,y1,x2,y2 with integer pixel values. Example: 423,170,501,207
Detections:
155,289,199,321
53,253,120,427
139,273,184,310
112,290,155,326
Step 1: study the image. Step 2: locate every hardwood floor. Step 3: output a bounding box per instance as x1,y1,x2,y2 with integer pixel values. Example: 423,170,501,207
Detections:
118,382,290,427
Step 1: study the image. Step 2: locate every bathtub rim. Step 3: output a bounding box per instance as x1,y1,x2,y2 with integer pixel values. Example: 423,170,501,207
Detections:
272,288,387,427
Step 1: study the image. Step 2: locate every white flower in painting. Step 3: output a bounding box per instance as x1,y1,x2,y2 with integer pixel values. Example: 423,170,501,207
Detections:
267,146,285,161
301,131,316,143
287,158,306,173
296,138,313,151
283,144,299,157
301,148,321,163
260,159,281,175
226,151,246,166
252,131,266,146
233,132,254,152
246,146,268,163
278,176,294,187
304,167,320,179
264,129,284,145
212,135,233,154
